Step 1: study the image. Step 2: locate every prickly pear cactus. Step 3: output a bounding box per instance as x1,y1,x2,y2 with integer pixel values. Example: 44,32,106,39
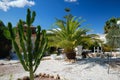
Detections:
8,9,48,80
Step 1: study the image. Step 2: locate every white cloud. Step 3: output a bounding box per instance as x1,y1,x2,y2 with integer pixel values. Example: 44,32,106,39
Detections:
0,0,35,11
64,0,77,2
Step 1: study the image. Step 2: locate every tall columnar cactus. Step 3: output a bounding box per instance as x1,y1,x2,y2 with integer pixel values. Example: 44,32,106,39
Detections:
8,9,48,80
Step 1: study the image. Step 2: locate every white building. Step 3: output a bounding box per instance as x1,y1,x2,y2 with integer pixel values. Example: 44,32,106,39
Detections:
98,34,106,43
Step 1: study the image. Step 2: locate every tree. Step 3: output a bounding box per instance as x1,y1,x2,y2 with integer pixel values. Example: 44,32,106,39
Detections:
64,7,70,12
0,20,12,58
49,12,89,59
81,34,103,50
106,28,120,49
104,17,120,34
104,17,120,50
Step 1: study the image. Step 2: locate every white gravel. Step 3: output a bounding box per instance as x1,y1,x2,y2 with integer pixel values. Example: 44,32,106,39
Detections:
0,57,120,80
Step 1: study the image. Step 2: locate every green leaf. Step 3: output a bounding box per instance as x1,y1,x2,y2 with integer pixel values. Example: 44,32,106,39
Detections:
3,28,11,39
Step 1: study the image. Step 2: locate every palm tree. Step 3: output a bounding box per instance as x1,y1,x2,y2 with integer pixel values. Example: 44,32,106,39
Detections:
82,34,103,50
49,14,89,59
64,8,70,12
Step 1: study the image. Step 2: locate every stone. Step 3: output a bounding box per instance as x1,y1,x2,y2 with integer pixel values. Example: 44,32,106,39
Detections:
23,76,30,80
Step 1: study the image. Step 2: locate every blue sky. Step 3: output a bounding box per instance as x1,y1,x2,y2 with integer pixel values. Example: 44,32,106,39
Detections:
0,0,120,34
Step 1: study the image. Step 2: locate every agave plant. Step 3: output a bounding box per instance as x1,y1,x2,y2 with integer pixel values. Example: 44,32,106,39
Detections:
49,14,89,59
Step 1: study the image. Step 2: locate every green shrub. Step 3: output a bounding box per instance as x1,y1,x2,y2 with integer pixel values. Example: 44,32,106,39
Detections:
0,20,12,58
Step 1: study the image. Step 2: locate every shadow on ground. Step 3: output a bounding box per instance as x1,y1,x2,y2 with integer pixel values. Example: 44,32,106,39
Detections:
77,58,120,68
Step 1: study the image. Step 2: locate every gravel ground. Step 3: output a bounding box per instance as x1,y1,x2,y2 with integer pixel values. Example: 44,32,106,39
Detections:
0,57,120,80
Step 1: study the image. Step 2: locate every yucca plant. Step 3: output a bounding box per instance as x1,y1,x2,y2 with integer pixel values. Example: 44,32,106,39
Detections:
7,9,48,80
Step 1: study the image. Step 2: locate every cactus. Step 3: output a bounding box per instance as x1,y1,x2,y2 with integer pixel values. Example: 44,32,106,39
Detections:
8,9,48,80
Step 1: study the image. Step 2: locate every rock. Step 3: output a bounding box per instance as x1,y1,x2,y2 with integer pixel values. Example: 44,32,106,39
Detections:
0,63,4,65
23,76,30,80
54,74,60,79
50,75,54,78
46,74,49,78
65,59,76,63
17,78,22,80
38,73,42,76
41,73,46,77
34,74,39,78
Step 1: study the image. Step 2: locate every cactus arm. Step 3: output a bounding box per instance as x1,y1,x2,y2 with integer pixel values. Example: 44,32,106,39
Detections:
18,21,29,66
33,25,41,59
26,26,34,79
13,40,28,71
8,23,15,39
26,9,31,27
33,27,41,66
33,30,48,72
26,27,33,70
38,30,48,55
19,20,26,41
35,26,41,52
33,43,47,73
38,30,48,56
8,23,28,71
33,41,48,72
26,8,33,67
31,11,36,24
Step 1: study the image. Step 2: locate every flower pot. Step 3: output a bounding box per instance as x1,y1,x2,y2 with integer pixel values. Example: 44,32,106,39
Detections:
65,52,76,59
50,54,57,60
60,54,66,59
